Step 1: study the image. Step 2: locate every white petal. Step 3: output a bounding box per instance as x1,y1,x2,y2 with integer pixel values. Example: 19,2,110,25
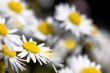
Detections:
38,43,45,47
9,29,18,33
27,55,31,63
0,17,5,24
22,35,27,42
30,53,36,63
18,50,28,58
29,38,33,42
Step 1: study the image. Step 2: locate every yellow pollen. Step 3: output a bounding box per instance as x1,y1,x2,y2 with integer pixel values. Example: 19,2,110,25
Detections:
22,42,40,54
38,21,53,35
64,39,76,49
0,24,8,36
2,45,16,57
81,67,102,73
68,12,81,25
8,1,23,13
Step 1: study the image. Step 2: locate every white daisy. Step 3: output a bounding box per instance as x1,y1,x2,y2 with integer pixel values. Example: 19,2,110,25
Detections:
55,3,93,37
6,15,27,29
23,17,55,41
0,17,21,50
67,55,102,73
17,35,52,65
0,44,25,73
53,36,81,58
58,67,73,73
0,0,28,17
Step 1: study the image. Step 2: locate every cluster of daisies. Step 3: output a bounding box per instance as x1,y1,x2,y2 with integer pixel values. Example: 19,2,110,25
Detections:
0,0,109,73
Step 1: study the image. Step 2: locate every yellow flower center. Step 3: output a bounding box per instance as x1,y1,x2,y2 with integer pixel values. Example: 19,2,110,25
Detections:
2,45,16,57
38,21,53,35
22,42,40,54
64,39,76,49
68,12,81,25
8,1,23,13
81,67,102,73
92,25,98,36
0,24,8,36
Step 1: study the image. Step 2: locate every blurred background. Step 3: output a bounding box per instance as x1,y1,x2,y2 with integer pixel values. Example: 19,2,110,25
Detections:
26,0,110,31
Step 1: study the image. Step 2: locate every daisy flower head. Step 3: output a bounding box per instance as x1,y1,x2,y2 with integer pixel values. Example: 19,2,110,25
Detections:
58,67,73,73
0,44,25,73
23,17,55,41
67,55,102,73
54,38,77,51
53,33,78,55
6,15,27,29
52,37,80,63
55,3,93,37
17,35,52,65
34,17,55,41
0,17,20,50
0,0,27,17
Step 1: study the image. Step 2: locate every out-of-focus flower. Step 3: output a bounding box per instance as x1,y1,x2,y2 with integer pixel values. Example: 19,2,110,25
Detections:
7,15,27,29
0,44,25,73
58,67,73,73
23,17,56,41
67,55,102,73
0,0,28,17
0,17,20,50
52,33,81,59
55,3,93,37
53,38,77,54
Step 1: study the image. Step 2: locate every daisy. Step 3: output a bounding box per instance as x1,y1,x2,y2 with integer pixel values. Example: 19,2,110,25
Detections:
0,17,21,50
0,0,29,17
6,15,27,29
23,17,55,41
58,67,73,73
54,38,77,52
67,55,102,73
53,33,81,57
1,44,25,73
55,3,93,37
17,35,52,65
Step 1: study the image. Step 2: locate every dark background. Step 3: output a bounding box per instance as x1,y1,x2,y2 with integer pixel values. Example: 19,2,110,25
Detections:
87,0,110,31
